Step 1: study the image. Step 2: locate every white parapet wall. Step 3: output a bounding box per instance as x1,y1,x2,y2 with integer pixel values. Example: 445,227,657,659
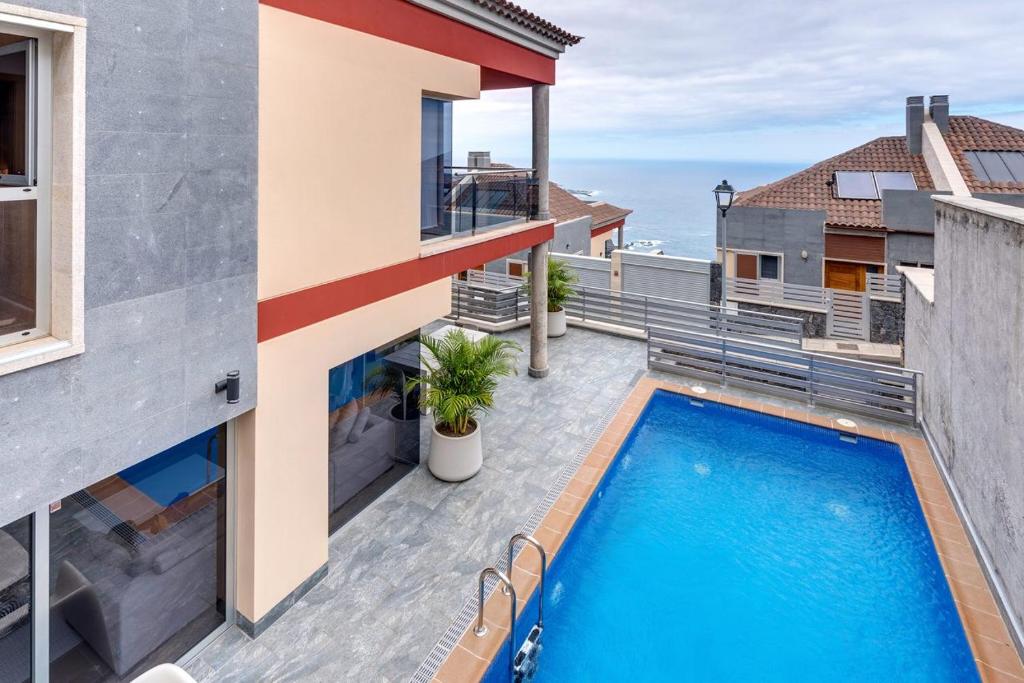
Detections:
903,196,1024,645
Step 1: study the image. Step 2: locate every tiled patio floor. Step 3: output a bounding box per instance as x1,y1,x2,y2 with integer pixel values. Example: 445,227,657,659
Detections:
186,320,942,682
184,323,646,682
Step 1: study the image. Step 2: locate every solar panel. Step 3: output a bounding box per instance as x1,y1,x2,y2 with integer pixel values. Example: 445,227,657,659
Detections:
834,171,877,199
964,151,989,182
975,151,1015,182
1000,151,1024,182
874,171,918,193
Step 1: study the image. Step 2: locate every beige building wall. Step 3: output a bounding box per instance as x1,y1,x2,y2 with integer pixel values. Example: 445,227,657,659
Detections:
258,5,480,300
590,232,608,257
237,280,450,622
241,7,479,624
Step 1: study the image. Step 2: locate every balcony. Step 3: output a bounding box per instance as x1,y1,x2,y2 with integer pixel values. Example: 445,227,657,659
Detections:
421,166,539,242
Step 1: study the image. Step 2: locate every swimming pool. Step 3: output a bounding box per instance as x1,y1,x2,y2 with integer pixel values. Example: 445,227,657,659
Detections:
482,390,978,682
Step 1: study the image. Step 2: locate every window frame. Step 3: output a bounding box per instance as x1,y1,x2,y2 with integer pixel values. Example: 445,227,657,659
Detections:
0,28,50,351
0,7,85,378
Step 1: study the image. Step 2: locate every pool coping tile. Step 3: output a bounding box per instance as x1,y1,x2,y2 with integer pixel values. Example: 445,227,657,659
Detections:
434,380,1024,683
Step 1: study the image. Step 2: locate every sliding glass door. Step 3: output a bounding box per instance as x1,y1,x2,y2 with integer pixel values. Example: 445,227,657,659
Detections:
47,426,230,682
0,515,31,683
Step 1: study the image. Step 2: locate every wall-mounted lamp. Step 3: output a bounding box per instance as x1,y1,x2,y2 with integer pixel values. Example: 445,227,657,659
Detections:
215,370,240,404
800,249,809,260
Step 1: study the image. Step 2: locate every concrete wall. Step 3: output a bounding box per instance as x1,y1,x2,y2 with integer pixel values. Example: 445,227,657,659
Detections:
486,215,591,272
886,232,935,268
904,196,1024,637
0,0,258,527
718,206,826,287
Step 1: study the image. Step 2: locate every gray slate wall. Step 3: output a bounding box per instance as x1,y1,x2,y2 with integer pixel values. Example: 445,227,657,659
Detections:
718,206,826,287
904,198,1024,637
0,0,258,526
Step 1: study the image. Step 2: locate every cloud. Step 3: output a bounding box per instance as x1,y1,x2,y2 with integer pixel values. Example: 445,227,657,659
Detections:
454,0,1024,162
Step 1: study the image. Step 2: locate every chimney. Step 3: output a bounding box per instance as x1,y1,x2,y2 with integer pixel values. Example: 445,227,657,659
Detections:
467,151,491,169
905,96,924,154
929,95,949,133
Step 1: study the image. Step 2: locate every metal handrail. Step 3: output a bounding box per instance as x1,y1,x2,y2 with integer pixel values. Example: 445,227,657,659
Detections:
474,567,517,681
502,534,547,627
445,165,535,174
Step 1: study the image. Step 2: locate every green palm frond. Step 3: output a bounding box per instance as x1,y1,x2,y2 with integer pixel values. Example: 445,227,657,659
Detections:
523,257,579,313
407,329,522,436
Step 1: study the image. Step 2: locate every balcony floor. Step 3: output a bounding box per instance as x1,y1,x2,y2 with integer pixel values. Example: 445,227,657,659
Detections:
184,321,921,682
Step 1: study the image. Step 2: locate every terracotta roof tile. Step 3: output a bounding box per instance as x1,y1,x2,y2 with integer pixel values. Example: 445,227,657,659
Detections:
944,115,1024,193
470,0,582,46
734,136,934,230
588,200,632,227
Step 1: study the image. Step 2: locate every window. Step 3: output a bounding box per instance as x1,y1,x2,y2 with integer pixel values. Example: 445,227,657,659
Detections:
833,171,917,199
327,332,421,533
964,150,1024,183
0,33,47,349
420,98,452,240
49,427,229,681
0,515,31,683
758,254,780,280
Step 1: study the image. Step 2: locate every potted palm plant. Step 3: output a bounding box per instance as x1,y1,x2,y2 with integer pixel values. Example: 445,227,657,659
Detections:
545,256,579,338
410,329,521,482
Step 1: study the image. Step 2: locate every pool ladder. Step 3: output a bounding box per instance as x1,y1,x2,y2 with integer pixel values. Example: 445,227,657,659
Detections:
474,534,548,682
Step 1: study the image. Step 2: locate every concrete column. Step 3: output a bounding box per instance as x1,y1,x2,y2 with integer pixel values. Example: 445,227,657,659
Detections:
532,84,550,220
617,225,625,251
528,241,550,378
529,84,551,378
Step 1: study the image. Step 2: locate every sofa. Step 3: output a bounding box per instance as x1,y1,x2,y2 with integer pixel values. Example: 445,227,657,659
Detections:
51,501,219,677
328,407,398,514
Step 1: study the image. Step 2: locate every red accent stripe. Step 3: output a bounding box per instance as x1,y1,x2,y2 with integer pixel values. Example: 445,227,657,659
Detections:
258,223,554,342
591,218,624,237
261,0,556,86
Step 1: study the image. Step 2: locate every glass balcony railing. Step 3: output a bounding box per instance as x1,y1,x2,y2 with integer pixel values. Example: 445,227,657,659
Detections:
421,167,539,241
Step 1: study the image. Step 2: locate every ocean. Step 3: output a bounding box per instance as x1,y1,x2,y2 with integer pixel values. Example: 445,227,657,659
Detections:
547,158,804,260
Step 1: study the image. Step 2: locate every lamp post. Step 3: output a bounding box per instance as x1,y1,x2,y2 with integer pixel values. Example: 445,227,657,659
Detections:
713,180,735,310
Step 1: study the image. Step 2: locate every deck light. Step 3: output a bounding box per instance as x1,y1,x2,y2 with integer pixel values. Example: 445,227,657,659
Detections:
714,180,735,312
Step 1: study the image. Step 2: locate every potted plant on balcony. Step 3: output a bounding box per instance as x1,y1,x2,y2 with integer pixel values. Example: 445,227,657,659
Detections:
545,256,578,338
410,329,521,482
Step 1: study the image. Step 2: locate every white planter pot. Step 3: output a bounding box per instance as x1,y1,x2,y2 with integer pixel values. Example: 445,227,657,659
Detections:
428,420,483,482
547,307,567,337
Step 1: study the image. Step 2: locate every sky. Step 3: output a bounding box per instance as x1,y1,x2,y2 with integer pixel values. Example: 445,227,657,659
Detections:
453,0,1024,165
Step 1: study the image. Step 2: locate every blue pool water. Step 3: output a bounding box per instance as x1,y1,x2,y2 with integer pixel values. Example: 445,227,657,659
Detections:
118,427,224,507
483,391,978,682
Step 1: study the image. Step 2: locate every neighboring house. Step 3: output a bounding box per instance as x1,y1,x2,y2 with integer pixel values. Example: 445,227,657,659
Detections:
0,1,578,680
720,96,1024,292
470,153,631,275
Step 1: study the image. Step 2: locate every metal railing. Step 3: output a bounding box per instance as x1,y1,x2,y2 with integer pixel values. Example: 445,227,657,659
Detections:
448,275,805,347
867,272,903,299
449,273,528,324
441,166,539,237
564,286,804,348
726,277,828,311
647,325,919,423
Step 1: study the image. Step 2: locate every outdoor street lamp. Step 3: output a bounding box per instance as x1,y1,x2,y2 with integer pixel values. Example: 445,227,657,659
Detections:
713,180,735,310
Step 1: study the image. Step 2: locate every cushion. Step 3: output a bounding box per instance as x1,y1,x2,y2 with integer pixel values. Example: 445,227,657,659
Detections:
347,407,372,443
330,402,361,444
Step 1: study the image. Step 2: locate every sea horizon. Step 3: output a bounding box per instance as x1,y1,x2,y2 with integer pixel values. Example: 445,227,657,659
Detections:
493,157,806,260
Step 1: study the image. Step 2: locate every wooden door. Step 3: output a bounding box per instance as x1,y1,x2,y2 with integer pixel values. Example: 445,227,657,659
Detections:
824,261,866,291
735,253,758,280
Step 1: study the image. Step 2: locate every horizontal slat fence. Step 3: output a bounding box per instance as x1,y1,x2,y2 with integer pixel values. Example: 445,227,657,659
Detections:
564,286,803,348
647,325,918,423
727,277,828,310
867,272,903,299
